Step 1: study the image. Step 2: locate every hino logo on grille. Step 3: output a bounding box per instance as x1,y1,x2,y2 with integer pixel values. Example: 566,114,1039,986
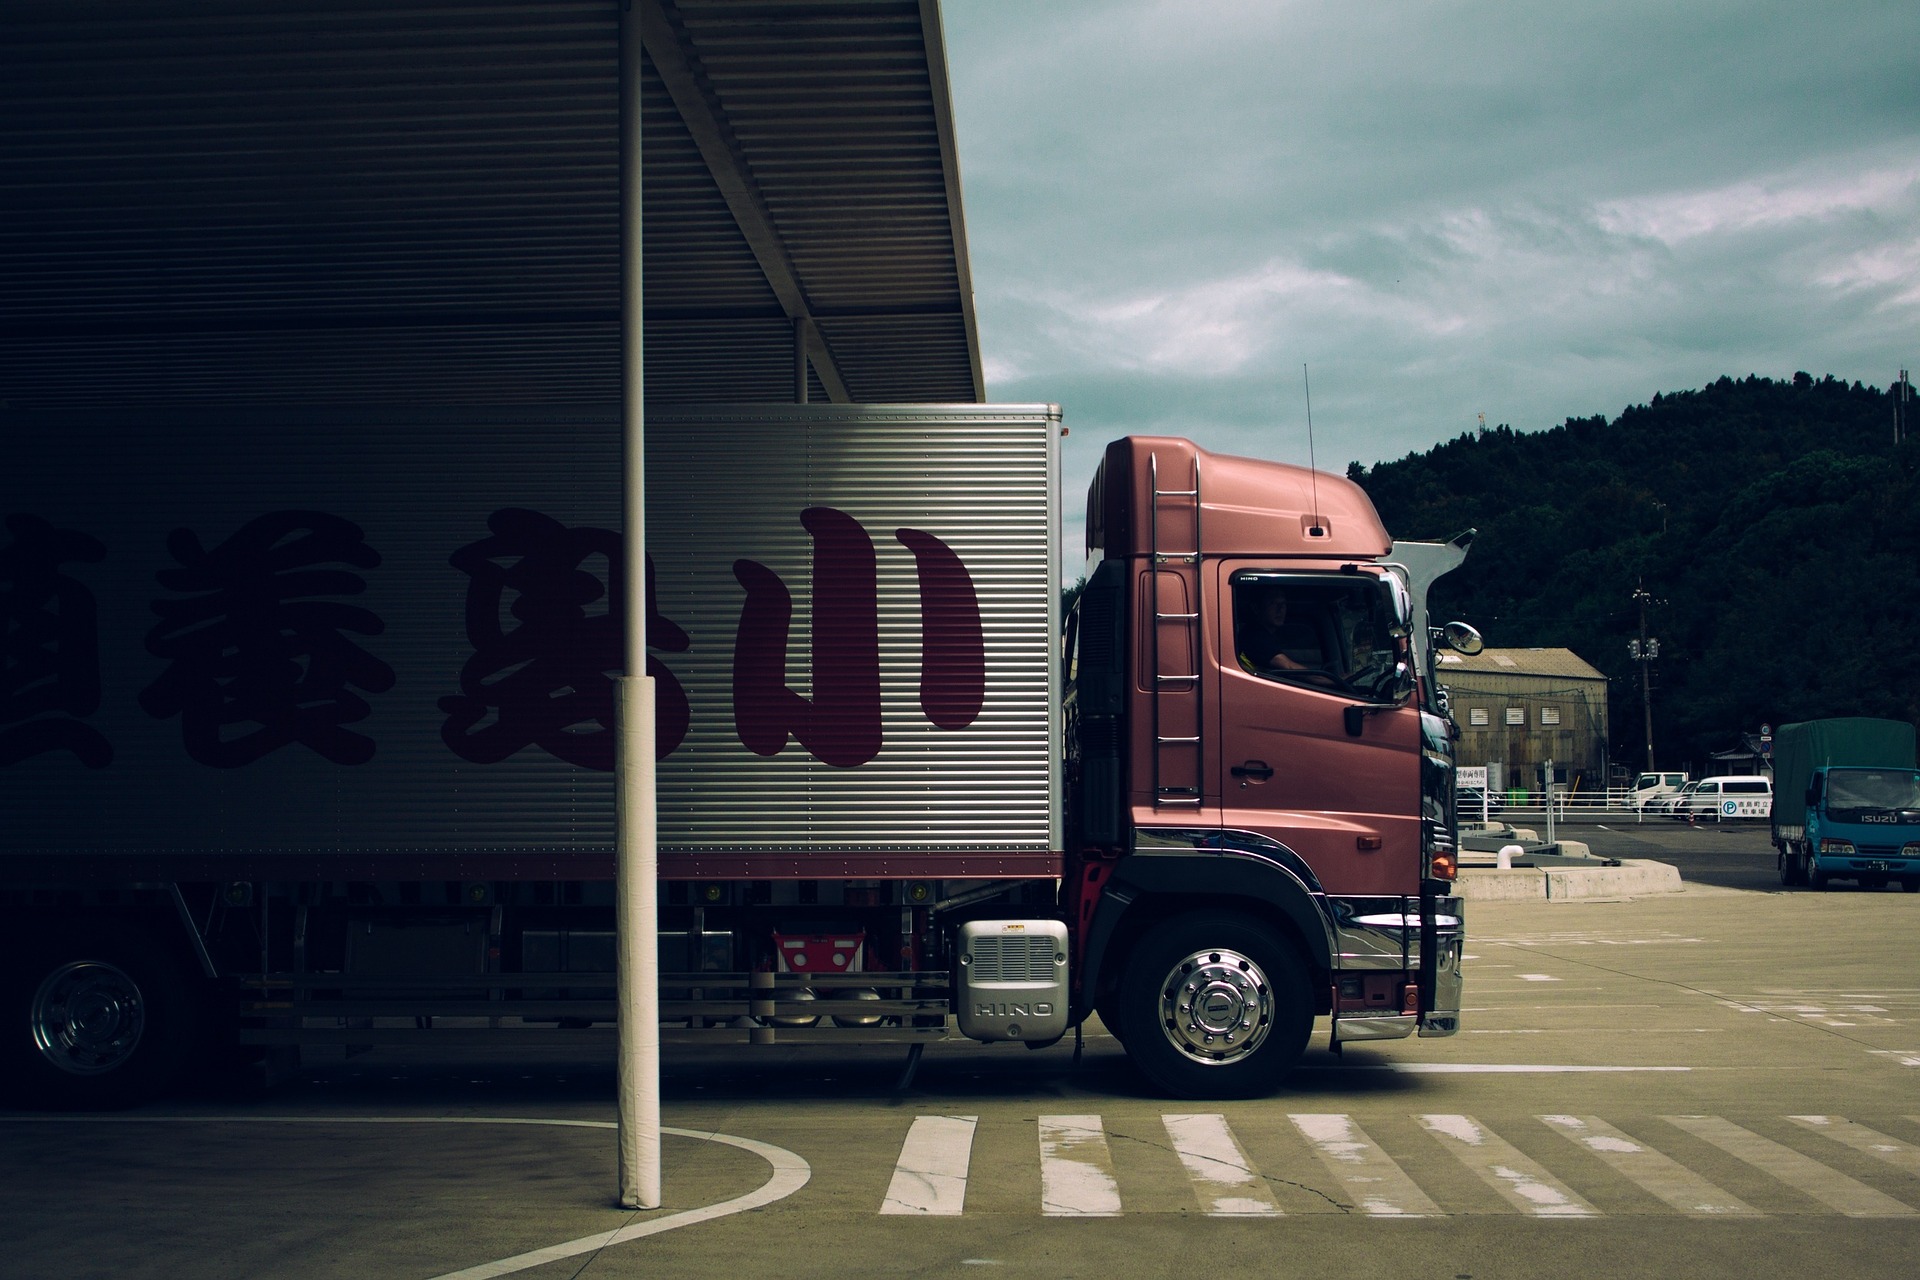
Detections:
976,1001,1053,1017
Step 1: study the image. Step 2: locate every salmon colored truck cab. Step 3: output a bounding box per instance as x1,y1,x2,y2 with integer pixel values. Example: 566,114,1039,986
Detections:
1062,436,1471,1097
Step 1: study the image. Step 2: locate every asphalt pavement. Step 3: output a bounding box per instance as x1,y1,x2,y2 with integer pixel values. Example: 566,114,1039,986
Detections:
6,831,1920,1279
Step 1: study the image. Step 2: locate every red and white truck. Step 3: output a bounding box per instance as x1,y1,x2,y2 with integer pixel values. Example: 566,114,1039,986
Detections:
1,403,1473,1105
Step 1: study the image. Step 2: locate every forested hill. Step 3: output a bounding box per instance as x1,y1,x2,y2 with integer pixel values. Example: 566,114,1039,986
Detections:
1350,373,1920,769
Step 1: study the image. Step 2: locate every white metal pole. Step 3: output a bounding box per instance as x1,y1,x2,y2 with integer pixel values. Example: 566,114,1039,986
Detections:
616,0,662,1211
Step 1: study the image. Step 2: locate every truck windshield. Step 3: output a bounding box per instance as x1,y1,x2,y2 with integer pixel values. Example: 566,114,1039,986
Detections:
1828,770,1920,812
1230,571,1408,702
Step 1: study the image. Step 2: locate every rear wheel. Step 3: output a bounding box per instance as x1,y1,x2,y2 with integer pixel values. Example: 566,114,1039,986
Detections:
3,925,203,1109
1117,911,1312,1100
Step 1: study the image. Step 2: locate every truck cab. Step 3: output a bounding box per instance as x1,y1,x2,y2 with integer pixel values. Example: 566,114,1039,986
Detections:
1795,768,1920,890
1060,436,1473,1097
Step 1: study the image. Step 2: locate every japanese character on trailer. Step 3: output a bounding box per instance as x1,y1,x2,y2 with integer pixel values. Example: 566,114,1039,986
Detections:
732,509,984,769
139,511,394,767
439,508,689,769
0,514,114,768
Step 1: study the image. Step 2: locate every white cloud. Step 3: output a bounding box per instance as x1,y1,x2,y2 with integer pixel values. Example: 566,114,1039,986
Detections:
1595,157,1920,245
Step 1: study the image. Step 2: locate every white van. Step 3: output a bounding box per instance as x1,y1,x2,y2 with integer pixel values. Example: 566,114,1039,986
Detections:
1632,771,1690,809
1674,775,1773,821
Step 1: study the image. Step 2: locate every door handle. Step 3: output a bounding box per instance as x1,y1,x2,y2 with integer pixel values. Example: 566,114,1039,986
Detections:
1231,761,1274,781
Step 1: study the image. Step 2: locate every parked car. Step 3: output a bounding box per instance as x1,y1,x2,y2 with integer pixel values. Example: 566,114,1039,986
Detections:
1674,775,1773,822
1649,781,1699,816
1631,770,1690,810
1457,786,1505,819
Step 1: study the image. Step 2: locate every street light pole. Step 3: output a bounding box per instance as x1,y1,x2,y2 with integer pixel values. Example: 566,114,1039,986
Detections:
1630,585,1658,771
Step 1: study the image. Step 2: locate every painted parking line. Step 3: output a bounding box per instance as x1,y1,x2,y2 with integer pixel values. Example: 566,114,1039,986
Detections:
1162,1113,1282,1216
1289,1114,1439,1217
880,1116,978,1216
1419,1114,1598,1216
1539,1115,1758,1216
1037,1114,1122,1217
1664,1116,1916,1217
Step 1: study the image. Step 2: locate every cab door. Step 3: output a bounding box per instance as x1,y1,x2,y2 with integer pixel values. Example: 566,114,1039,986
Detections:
1212,561,1423,897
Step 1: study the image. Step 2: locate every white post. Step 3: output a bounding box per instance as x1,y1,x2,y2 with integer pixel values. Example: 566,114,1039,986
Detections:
616,0,661,1211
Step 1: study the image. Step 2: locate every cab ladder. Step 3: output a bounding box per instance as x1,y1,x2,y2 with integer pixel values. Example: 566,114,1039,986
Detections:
1148,451,1204,808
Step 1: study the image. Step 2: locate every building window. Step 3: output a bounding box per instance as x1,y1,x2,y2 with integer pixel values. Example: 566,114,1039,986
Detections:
1469,707,1489,726
1505,707,1524,726
1541,706,1561,726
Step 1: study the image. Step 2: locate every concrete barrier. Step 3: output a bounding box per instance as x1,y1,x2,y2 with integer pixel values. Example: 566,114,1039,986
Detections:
1456,857,1683,902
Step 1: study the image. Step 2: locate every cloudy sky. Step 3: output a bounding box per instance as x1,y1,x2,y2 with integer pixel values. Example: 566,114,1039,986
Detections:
940,1,1919,574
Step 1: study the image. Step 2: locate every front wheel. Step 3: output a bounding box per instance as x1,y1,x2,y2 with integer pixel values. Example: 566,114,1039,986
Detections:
1806,859,1829,891
1116,912,1312,1100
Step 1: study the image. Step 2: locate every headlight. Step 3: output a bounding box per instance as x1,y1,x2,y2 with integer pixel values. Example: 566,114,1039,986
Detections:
1820,839,1856,855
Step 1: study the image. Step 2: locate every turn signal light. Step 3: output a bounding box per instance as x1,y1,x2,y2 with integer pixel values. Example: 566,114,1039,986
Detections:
1429,852,1457,881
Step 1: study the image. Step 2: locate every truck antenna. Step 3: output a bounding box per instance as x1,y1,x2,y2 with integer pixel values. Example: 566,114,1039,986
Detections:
1303,363,1324,535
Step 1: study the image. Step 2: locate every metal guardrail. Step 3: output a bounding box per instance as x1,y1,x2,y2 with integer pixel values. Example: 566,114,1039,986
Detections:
1459,790,1770,825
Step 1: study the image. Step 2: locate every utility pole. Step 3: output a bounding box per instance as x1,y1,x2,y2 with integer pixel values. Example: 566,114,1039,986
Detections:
1897,369,1911,446
1629,585,1660,771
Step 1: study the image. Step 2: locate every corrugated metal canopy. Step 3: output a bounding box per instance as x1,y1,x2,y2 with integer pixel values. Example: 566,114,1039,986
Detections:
0,0,983,409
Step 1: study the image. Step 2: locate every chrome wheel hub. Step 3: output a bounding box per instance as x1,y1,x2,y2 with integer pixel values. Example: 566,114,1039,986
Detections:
1158,947,1273,1064
30,960,146,1076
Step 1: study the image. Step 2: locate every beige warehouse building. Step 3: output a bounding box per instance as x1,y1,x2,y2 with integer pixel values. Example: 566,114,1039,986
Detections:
1435,647,1612,797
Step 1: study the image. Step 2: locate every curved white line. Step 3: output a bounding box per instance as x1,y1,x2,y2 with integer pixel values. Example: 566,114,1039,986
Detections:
4,1115,810,1278
430,1125,811,1280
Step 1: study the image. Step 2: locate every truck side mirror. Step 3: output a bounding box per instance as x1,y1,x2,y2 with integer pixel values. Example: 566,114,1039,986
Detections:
1805,780,1821,806
1440,621,1484,655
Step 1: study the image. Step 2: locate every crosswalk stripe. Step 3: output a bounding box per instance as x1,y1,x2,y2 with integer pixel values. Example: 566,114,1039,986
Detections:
1790,1116,1920,1178
1539,1115,1760,1216
1038,1115,1122,1217
1419,1114,1598,1216
1289,1114,1439,1217
880,1116,978,1215
1664,1116,1917,1217
1163,1114,1283,1216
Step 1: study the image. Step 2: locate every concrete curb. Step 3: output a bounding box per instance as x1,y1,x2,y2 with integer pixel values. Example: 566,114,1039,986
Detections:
1456,857,1684,902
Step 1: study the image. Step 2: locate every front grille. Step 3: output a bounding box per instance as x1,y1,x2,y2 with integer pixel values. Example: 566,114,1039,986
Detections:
969,933,1060,983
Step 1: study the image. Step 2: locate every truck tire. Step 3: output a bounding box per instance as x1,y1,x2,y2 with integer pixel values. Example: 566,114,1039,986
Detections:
1806,860,1829,891
1116,911,1312,1100
1776,848,1795,887
3,925,202,1109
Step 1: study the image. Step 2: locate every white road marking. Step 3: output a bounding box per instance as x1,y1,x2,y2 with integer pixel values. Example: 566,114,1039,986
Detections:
1162,1114,1282,1216
1517,974,1561,982
1037,1115,1122,1217
1872,1051,1920,1067
1791,1116,1920,1177
1289,1114,1439,1217
1419,1114,1598,1216
880,1116,979,1215
1539,1115,1759,1216
1664,1116,1917,1217
1301,1063,1690,1074
0,1115,811,1278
